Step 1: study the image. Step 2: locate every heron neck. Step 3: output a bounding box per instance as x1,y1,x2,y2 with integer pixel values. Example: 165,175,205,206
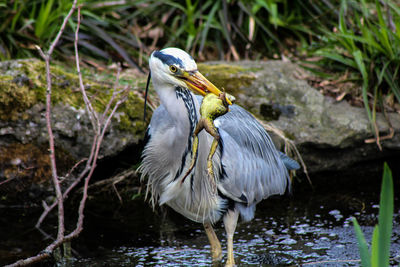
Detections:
156,84,199,135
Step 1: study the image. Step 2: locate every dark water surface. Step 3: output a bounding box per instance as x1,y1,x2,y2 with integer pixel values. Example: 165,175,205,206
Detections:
1,169,399,266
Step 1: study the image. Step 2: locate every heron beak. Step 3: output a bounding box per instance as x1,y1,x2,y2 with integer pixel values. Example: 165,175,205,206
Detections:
181,71,233,105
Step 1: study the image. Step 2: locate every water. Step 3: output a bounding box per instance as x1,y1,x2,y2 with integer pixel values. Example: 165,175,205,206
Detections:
1,173,399,266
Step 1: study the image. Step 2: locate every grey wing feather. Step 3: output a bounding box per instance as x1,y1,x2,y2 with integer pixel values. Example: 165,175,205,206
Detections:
214,104,291,205
279,151,300,170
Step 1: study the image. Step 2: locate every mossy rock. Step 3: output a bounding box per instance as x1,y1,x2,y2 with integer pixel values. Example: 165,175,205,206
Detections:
198,63,257,97
0,58,149,166
199,60,400,173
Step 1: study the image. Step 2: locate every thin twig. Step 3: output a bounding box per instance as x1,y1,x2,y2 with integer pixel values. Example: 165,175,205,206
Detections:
6,2,78,267
7,1,128,265
84,168,136,191
63,158,88,181
63,5,129,241
0,176,18,186
101,64,122,124
74,8,99,132
36,43,66,240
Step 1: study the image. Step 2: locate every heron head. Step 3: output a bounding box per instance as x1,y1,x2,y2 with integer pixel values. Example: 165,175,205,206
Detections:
149,48,233,105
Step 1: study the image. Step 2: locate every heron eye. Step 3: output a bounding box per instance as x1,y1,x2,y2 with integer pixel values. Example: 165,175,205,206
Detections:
169,65,178,73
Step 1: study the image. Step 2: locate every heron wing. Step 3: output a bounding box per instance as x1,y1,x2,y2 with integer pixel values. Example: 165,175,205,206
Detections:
213,103,291,205
147,96,293,208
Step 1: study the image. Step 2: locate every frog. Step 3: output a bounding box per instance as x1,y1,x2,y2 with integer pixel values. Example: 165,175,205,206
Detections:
180,91,236,192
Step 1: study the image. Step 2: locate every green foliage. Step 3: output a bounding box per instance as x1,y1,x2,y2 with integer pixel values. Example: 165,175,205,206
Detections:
0,0,75,59
313,0,400,136
1,0,399,129
0,0,337,63
352,163,395,267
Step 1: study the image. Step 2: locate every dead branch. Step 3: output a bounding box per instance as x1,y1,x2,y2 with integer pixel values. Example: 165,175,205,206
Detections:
6,2,78,266
6,3,130,266
80,168,138,203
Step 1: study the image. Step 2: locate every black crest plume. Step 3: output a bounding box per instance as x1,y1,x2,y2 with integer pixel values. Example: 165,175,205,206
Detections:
143,72,151,121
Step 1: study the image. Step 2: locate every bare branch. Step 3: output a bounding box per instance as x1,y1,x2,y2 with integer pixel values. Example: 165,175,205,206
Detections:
85,168,137,204
48,2,78,56
0,176,18,186
101,64,122,124
74,6,99,131
8,2,130,266
7,1,74,266
64,158,88,181
34,1,82,248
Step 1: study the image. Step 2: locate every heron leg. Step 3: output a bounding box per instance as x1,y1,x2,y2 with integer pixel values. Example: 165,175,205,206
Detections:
204,222,222,261
223,208,239,267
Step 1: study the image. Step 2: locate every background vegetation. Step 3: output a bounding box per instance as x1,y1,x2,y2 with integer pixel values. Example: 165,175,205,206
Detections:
1,0,399,138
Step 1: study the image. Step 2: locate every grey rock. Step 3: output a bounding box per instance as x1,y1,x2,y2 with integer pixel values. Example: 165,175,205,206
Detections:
202,60,400,173
0,59,148,183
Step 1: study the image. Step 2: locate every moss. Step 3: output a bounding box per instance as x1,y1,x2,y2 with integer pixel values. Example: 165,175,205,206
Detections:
117,91,150,135
197,63,256,95
0,59,85,120
0,59,148,133
0,59,106,119
0,76,37,120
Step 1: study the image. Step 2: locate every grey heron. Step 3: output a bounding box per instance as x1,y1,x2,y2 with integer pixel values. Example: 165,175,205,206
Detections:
139,47,300,266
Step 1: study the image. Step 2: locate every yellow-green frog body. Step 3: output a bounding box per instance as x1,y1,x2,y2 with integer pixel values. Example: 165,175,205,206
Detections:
181,92,235,191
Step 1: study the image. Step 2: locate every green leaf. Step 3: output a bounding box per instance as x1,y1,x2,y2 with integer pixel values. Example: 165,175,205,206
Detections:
35,0,55,38
375,0,394,58
11,2,23,31
377,163,394,267
353,50,373,124
387,1,400,17
371,226,379,266
199,1,219,52
352,218,371,267
237,1,281,45
383,69,400,104
334,32,385,55
338,0,355,52
316,50,357,68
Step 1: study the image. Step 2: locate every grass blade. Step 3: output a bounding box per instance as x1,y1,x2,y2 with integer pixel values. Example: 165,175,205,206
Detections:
82,19,143,73
316,50,357,68
237,1,281,45
35,0,55,38
199,1,219,53
371,225,380,266
353,50,373,124
383,69,400,104
375,0,394,58
335,32,385,54
352,218,371,267
377,163,394,267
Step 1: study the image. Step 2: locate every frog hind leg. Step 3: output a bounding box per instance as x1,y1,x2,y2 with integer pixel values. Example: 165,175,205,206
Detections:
203,118,221,193
180,119,204,185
